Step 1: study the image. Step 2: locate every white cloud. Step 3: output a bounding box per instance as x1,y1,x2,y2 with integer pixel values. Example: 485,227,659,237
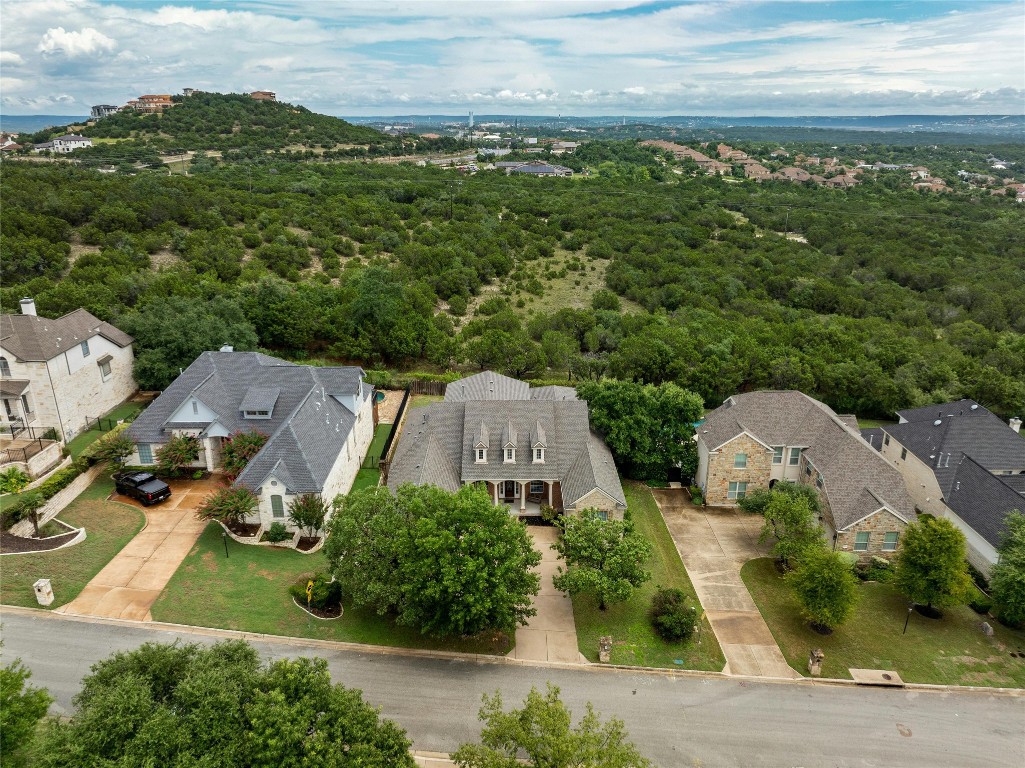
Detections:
37,26,117,57
0,51,25,65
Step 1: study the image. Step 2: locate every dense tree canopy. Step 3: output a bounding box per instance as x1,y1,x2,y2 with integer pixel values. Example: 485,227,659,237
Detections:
894,516,974,613
990,510,1025,628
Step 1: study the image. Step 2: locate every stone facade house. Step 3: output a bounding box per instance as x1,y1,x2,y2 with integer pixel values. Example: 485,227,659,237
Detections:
869,401,1025,576
388,371,626,519
1,298,136,442
127,350,374,532
696,391,915,562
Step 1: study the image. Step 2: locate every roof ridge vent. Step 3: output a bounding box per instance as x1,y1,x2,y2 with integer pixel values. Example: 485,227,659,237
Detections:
933,419,942,426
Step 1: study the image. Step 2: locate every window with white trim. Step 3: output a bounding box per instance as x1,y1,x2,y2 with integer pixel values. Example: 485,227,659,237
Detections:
476,448,486,463
504,447,515,463
530,480,544,495
727,481,748,499
772,446,784,465
137,444,153,463
192,400,199,415
734,453,747,468
854,531,871,551
534,447,545,463
80,340,90,357
788,447,801,466
271,495,285,518
0,358,10,377
99,361,112,381
882,532,899,551
596,510,609,521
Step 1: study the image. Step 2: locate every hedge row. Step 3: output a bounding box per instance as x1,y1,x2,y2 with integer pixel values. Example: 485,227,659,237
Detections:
1,458,89,529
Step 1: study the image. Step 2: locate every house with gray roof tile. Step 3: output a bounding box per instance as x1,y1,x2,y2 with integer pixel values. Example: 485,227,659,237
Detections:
388,371,626,518
696,390,915,561
874,400,1025,575
128,350,374,532
1,298,136,442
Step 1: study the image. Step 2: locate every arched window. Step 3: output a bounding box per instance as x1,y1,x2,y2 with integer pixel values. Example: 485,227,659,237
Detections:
270,495,285,518
0,357,10,377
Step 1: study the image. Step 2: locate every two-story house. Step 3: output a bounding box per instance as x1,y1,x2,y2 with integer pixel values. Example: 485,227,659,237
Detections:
1,298,136,441
696,390,915,561
127,349,374,532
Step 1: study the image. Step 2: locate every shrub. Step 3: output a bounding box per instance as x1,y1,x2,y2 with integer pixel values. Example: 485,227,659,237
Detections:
688,485,704,505
650,587,697,641
290,573,342,612
968,589,993,615
196,486,258,526
192,469,204,480
156,434,201,478
220,431,268,481
265,521,291,543
82,423,134,467
0,467,31,495
858,556,893,583
288,493,328,537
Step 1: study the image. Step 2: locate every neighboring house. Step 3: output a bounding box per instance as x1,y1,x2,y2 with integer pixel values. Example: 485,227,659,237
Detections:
871,401,1025,575
90,104,119,118
1,298,136,441
127,350,374,531
387,371,626,519
32,135,93,154
506,162,573,177
743,162,772,180
249,91,277,101
695,391,915,561
774,167,812,182
698,159,732,176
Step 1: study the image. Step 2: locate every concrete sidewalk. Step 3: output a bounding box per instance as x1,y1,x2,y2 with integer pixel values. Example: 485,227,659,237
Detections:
507,525,585,664
652,490,800,679
56,477,219,621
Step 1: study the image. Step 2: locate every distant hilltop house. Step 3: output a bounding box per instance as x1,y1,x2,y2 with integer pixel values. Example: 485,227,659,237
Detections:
125,94,175,113
127,350,374,532
866,401,1025,576
696,390,915,561
388,371,627,519
1,298,136,443
249,91,276,101
32,135,92,154
182,88,200,97
90,104,120,119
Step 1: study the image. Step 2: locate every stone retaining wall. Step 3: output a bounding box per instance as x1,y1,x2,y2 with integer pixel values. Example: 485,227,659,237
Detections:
9,464,106,537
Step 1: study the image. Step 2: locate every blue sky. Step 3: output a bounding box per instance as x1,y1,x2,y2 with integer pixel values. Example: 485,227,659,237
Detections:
2,1,1022,116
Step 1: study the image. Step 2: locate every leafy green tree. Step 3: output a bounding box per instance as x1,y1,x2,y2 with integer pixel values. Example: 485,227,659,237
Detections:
32,640,414,767
220,430,269,480
326,484,542,637
552,511,652,610
784,547,859,631
453,683,650,768
19,492,45,538
196,486,258,526
288,493,328,538
88,427,135,469
756,486,825,569
894,516,974,615
0,658,53,766
155,433,201,477
990,510,1025,628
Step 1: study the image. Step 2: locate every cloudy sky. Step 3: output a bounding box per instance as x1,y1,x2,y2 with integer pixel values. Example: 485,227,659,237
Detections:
2,0,1023,116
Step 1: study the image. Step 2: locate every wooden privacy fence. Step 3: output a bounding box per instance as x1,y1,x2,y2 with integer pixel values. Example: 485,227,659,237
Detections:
407,379,447,396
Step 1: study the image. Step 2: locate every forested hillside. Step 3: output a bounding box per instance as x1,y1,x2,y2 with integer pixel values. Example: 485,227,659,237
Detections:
2,154,1023,418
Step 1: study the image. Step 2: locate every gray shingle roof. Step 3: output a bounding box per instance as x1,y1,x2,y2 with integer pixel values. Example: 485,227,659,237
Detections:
389,374,624,506
699,391,914,530
946,456,1025,548
1,308,133,362
128,351,367,494
0,379,30,398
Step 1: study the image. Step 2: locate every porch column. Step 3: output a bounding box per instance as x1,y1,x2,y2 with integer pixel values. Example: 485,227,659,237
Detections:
520,481,526,511
492,482,498,504
204,437,215,472
547,482,553,505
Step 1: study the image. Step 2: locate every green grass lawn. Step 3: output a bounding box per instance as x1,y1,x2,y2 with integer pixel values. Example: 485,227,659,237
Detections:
150,522,511,655
350,468,381,492
365,423,392,464
856,418,896,430
66,402,146,459
0,477,145,609
570,482,725,671
408,394,443,410
742,557,1025,687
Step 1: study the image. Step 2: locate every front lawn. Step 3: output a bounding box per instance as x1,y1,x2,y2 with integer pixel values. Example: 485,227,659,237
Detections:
0,477,145,608
150,522,511,655
570,482,725,671
66,402,146,459
742,557,1025,687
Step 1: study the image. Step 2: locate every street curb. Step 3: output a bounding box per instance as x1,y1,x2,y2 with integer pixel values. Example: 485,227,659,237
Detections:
2,604,1022,697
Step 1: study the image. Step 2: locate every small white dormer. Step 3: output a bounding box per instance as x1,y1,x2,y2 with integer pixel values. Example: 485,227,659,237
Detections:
240,386,279,420
474,420,489,464
502,420,517,463
531,420,547,463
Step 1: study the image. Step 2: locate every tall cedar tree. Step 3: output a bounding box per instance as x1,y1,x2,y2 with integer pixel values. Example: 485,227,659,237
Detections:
784,547,860,631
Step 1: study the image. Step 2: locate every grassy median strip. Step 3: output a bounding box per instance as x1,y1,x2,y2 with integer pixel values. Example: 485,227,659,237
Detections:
742,557,1025,687
150,521,511,655
570,482,726,670
0,477,145,609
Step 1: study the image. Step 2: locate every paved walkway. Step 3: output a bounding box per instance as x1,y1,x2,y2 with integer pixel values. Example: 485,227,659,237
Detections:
651,490,800,678
507,525,585,664
56,477,220,621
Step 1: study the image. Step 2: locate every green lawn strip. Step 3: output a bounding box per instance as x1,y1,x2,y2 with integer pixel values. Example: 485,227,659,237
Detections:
855,418,896,430
408,394,443,410
66,402,146,459
350,468,381,492
570,482,725,670
150,522,511,656
363,423,392,465
741,557,1025,687
0,477,145,609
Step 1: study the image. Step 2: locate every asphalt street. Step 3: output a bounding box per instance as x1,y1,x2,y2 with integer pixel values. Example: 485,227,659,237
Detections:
2,609,1022,768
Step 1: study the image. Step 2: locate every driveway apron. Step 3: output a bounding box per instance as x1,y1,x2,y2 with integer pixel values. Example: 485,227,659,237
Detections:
56,477,219,621
651,489,800,678
507,525,585,664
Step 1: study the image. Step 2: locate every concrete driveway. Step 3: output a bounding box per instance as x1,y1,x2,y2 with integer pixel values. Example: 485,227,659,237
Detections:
651,489,800,678
507,525,585,664
55,476,221,621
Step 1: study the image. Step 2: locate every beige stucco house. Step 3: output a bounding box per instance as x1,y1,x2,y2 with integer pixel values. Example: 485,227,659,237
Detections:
127,350,374,532
1,298,136,442
388,371,626,519
696,391,915,562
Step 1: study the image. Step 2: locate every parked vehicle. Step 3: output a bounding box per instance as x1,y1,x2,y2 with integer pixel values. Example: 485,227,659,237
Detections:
114,471,172,506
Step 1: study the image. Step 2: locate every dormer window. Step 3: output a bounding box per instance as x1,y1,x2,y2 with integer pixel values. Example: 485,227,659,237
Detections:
534,447,545,463
244,409,271,419
505,447,515,463
476,448,487,463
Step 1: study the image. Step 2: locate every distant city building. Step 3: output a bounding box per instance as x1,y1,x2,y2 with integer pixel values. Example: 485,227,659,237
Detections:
90,104,119,119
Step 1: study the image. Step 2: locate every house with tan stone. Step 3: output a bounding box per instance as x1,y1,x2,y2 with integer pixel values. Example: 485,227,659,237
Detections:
867,400,1025,575
695,391,915,561
387,371,626,519
1,298,136,442
127,349,374,532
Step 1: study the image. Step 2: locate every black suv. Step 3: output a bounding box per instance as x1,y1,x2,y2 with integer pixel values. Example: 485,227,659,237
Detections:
114,472,172,506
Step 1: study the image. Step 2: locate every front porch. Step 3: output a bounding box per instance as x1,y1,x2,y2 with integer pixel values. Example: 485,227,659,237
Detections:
487,479,557,516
